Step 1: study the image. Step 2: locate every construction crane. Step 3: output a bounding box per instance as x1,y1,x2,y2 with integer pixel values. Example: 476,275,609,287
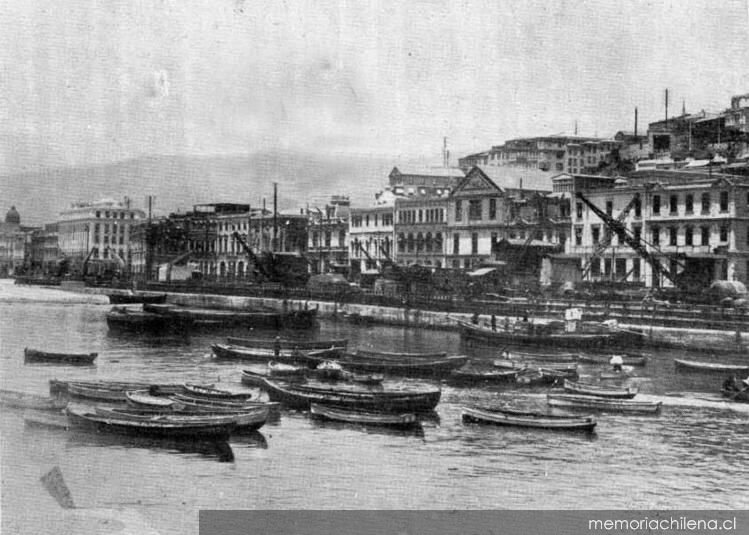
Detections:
232,231,272,279
575,191,684,288
580,193,640,279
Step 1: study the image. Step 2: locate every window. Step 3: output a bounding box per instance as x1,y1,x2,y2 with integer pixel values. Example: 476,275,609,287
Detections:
652,227,660,246
455,201,462,221
604,258,611,277
720,225,728,242
491,232,498,252
489,199,497,220
435,233,443,251
312,232,319,247
633,225,641,242
407,233,415,252
418,210,423,223
605,201,613,216
720,191,729,212
468,200,482,220
397,233,405,253
574,226,582,246
471,233,478,254
634,197,641,218
453,234,460,255
324,232,331,247
365,215,370,226
592,226,600,244
576,202,583,220
685,226,693,246
591,258,601,277
96,211,101,218
633,259,641,281
685,194,693,214
338,230,345,246
669,195,678,214
652,195,661,215
701,226,710,246
105,211,110,218
701,193,711,213
669,227,678,246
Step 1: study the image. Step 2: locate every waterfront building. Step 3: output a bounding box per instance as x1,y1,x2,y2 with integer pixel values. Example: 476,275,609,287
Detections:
348,203,395,277
569,169,749,287
307,196,350,275
446,166,566,271
0,207,37,276
28,223,59,275
56,198,145,272
394,195,448,268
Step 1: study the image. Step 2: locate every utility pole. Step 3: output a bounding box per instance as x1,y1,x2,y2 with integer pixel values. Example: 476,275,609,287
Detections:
273,182,278,253
145,195,153,283
261,198,266,251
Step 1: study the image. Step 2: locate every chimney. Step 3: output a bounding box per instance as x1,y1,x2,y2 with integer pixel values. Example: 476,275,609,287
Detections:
634,107,638,138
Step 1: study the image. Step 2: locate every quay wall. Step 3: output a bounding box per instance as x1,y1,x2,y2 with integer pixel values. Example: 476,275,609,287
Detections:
96,288,749,352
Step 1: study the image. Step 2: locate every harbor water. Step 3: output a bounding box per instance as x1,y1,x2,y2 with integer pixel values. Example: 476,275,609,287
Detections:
1,280,748,534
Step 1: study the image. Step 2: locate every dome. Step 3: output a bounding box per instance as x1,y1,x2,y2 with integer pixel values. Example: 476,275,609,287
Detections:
5,206,20,225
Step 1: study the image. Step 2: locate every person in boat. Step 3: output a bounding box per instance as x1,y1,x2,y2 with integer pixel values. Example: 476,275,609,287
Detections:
723,374,741,392
491,314,497,331
610,355,624,372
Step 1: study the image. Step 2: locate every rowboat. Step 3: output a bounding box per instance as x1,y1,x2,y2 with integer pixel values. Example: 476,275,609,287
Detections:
447,366,521,385
547,393,662,414
494,359,579,375
502,350,578,363
563,379,638,399
66,383,129,401
313,361,384,384
334,354,469,377
170,394,279,413
245,371,441,412
65,404,236,439
51,380,193,399
459,320,641,349
182,384,253,400
352,349,448,360
94,405,269,431
211,344,332,365
674,359,749,373
0,389,68,411
515,369,567,387
24,348,97,366
461,405,597,432
107,293,167,305
227,337,348,350
309,403,420,429
577,353,648,366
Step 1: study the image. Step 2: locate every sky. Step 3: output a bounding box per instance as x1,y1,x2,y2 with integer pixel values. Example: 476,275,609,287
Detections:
0,0,748,175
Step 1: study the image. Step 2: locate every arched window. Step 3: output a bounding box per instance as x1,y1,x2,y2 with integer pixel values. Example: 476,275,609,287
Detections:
425,232,433,252
416,233,425,252
407,233,415,252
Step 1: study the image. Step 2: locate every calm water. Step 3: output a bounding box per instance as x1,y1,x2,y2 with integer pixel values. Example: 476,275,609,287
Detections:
1,280,748,534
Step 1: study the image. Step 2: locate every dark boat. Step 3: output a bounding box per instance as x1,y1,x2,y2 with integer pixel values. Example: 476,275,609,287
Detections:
502,350,578,362
181,384,254,400
459,320,640,349
515,368,568,387
353,349,448,360
24,348,97,366
211,343,336,364
105,307,190,333
245,371,441,412
674,359,749,373
563,379,638,399
50,380,192,400
547,393,662,414
447,366,521,385
461,405,596,431
0,389,68,411
170,394,279,413
227,336,348,350
65,404,236,439
309,403,420,429
144,304,317,330
107,293,167,305
94,405,269,431
578,353,648,366
333,353,468,377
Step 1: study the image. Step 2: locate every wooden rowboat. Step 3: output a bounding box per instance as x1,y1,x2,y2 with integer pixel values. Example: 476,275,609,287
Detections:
65,404,237,439
107,293,167,305
182,384,253,400
674,359,749,373
353,349,448,360
0,389,68,411
503,350,578,363
334,354,468,378
310,403,420,429
447,366,521,385
720,388,749,403
563,379,638,399
211,344,338,364
547,393,662,414
170,394,279,413
95,405,269,431
577,353,648,366
227,337,348,350
24,348,97,366
461,405,596,432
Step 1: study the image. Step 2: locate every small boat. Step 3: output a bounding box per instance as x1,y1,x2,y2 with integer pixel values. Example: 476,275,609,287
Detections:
515,369,567,387
51,380,192,400
334,354,469,378
674,359,749,374
94,405,269,431
563,379,638,399
211,344,332,365
720,388,749,402
66,382,128,401
0,389,68,411
447,366,521,385
126,390,180,409
65,404,237,439
577,353,648,366
547,393,662,414
227,337,348,350
461,405,596,432
353,349,448,360
107,293,167,305
268,361,307,377
182,384,253,400
144,304,318,330
502,350,578,363
245,371,441,412
105,307,188,333
493,359,579,376
309,403,420,429
24,348,97,366
170,394,278,412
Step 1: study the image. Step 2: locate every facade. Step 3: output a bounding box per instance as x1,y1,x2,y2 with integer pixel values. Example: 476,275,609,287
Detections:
394,196,448,267
569,170,749,287
348,205,395,275
57,199,145,270
29,223,59,275
0,207,36,276
307,196,350,275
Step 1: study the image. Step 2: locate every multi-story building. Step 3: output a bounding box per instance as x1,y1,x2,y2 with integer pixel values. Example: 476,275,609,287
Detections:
725,93,749,134
57,198,146,269
445,166,566,270
0,206,36,276
307,196,350,275
569,169,749,287
29,223,59,275
394,196,448,268
348,204,395,276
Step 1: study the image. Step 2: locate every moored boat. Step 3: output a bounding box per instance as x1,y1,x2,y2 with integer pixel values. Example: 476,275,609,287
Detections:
126,390,180,409
461,405,596,431
503,350,578,362
578,353,648,366
309,403,420,429
563,379,638,399
547,393,662,414
515,369,567,387
182,384,254,400
268,361,307,376
227,336,348,350
353,349,448,360
105,307,188,333
0,389,68,411
674,359,749,373
107,293,167,305
94,405,269,431
24,348,97,366
333,353,468,377
65,404,236,439
211,343,331,365
720,388,749,402
170,393,278,413
447,366,521,385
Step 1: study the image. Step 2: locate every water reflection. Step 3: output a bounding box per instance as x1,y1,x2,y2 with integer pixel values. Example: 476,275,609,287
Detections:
230,430,269,449
308,415,426,439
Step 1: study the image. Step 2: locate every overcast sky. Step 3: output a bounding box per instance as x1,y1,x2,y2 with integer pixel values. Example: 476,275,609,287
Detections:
1,0,747,175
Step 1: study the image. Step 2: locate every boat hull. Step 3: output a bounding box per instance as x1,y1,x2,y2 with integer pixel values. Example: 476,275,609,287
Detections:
24,348,97,366
309,403,420,428
547,394,662,414
674,359,749,373
459,321,639,349
563,380,638,399
461,406,596,431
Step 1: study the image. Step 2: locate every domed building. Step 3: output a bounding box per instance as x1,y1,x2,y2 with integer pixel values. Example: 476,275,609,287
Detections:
5,206,21,226
0,206,36,276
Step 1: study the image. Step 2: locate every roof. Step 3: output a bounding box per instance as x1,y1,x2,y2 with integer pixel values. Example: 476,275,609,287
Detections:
475,165,552,191
390,166,465,178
